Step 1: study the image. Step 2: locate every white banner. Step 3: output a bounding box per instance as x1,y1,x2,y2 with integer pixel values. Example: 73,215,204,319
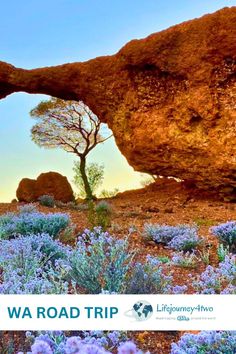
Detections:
0,295,235,330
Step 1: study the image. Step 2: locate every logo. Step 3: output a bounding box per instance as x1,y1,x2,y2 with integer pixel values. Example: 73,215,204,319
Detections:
125,300,153,321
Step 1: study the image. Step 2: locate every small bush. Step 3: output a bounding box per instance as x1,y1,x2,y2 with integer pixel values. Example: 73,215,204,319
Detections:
125,255,187,294
168,229,202,251
87,200,97,227
193,254,236,294
171,251,198,268
56,200,88,211
0,210,70,239
143,223,202,251
198,248,211,265
157,255,170,264
0,234,70,294
217,243,230,262
75,202,89,211
211,221,236,253
25,330,129,353
193,217,215,227
54,200,66,208
68,227,134,294
171,331,236,354
59,225,76,244
99,188,119,198
38,195,55,208
18,203,38,214
28,337,146,354
88,201,113,230
95,201,113,229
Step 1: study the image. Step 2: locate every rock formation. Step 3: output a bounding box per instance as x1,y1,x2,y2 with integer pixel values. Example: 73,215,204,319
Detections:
16,178,37,202
16,172,74,203
1,7,236,197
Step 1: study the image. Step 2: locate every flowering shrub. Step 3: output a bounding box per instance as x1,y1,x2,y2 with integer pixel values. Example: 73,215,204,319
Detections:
68,227,134,294
125,255,187,294
22,331,146,354
18,203,38,214
0,210,70,239
143,223,201,251
118,341,144,354
171,251,198,268
211,221,236,253
168,229,201,251
171,330,236,354
193,254,236,294
0,234,70,294
219,254,236,284
38,195,55,208
0,226,186,296
143,224,178,244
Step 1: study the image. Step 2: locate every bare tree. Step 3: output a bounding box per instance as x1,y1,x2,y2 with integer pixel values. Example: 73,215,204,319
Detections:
30,97,112,200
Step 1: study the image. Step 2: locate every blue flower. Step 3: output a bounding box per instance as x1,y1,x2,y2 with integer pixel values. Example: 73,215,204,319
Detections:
211,221,236,253
143,223,201,251
118,341,138,354
31,340,53,354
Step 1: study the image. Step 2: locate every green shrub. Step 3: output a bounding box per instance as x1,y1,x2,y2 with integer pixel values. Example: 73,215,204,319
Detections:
143,223,202,251
125,256,187,294
0,234,70,294
99,188,119,198
18,203,38,214
95,201,112,229
38,195,55,207
217,244,230,262
87,201,113,230
171,331,236,353
211,221,236,253
68,228,134,294
171,251,198,268
0,210,70,239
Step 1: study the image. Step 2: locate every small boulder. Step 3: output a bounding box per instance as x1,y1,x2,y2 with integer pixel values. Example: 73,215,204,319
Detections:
16,178,37,202
16,172,74,203
36,172,74,203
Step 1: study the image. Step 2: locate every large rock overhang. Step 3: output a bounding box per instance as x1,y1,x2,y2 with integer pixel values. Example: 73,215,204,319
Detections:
0,7,235,196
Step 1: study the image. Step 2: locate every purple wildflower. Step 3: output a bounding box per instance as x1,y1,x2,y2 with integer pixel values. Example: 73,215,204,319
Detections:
31,340,53,354
118,341,138,354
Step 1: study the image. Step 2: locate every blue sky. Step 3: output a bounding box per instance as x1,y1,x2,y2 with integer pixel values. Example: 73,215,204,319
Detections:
0,0,234,201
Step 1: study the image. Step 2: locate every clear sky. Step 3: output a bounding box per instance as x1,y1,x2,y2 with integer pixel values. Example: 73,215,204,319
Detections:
0,0,234,202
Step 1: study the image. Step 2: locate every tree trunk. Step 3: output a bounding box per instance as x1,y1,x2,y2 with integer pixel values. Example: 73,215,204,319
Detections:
80,156,93,200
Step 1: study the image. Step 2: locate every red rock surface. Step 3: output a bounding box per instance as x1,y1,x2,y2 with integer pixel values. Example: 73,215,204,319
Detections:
0,7,236,197
16,172,74,202
16,178,37,202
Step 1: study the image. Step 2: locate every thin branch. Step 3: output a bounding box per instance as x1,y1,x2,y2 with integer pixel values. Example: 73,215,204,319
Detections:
98,134,113,144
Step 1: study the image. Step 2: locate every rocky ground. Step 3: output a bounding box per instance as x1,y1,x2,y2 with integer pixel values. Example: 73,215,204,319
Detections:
0,179,235,353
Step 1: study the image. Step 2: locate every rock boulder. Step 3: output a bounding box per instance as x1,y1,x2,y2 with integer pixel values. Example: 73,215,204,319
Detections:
16,172,74,203
16,178,37,203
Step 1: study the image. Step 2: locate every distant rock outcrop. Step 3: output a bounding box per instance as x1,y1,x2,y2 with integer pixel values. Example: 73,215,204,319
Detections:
16,172,74,202
1,7,236,198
